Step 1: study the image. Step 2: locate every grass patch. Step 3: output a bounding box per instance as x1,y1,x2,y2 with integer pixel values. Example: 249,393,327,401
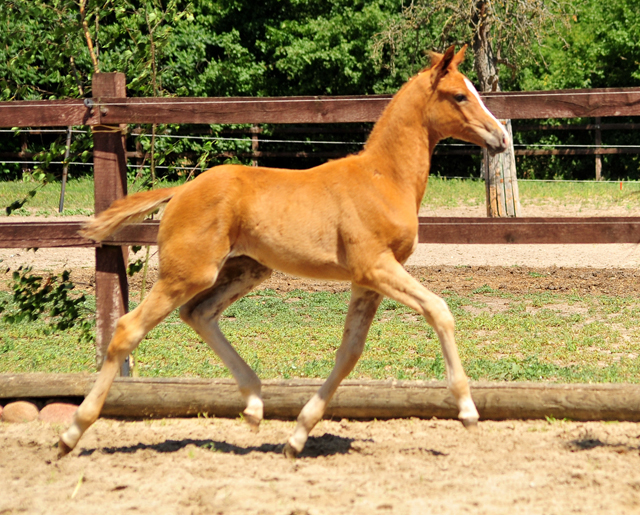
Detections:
518,179,640,207
0,177,94,216
2,288,639,383
0,177,181,216
421,176,640,210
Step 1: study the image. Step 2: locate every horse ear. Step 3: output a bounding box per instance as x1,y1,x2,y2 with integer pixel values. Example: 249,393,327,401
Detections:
429,50,444,69
432,45,456,78
450,45,468,69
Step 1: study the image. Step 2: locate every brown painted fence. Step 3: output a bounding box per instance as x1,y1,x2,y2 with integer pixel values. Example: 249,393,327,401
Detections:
1,73,640,367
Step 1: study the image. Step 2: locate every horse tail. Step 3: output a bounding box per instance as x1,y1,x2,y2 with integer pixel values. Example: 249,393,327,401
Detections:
80,187,180,242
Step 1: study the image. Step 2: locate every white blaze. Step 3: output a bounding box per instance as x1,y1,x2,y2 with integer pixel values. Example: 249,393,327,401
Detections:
463,78,509,142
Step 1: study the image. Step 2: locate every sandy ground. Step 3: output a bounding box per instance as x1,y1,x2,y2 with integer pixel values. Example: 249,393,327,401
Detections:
2,417,640,514
2,203,640,514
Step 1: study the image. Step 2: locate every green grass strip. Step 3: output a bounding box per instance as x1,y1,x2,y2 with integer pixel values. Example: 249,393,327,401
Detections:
1,288,638,383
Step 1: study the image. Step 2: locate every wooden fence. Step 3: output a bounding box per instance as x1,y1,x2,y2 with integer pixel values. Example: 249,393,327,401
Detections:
1,73,640,370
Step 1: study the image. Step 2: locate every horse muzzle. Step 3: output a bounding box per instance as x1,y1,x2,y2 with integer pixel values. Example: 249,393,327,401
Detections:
486,127,509,156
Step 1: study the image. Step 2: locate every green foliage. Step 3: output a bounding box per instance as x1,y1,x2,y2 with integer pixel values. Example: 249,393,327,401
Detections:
261,1,397,95
521,0,640,91
0,0,400,100
127,247,146,277
0,266,94,342
0,1,89,101
5,188,37,215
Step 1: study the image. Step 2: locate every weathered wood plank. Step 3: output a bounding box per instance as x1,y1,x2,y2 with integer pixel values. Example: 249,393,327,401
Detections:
0,221,158,248
418,217,640,244
101,220,160,246
515,147,640,156
95,96,392,125
483,87,640,120
72,87,640,125
0,100,99,127
0,222,93,248
2,87,640,128
2,374,640,421
0,218,638,247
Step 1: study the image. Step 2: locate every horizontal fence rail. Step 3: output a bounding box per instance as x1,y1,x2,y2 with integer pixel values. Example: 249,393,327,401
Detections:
3,87,640,127
1,217,639,248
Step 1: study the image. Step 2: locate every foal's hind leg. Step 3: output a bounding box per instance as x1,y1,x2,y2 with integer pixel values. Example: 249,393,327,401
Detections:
360,256,479,428
58,278,206,456
284,285,383,458
179,256,272,431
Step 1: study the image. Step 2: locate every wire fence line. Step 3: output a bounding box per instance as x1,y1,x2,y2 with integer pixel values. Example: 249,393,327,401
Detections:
1,127,638,149
2,158,639,184
2,122,639,185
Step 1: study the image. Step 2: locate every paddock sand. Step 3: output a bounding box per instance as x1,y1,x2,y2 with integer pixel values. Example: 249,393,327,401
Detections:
2,417,640,514
2,202,640,514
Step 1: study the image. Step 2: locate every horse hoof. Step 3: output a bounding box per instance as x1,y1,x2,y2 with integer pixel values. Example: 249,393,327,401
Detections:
243,413,261,433
461,417,479,430
283,442,299,460
57,438,73,458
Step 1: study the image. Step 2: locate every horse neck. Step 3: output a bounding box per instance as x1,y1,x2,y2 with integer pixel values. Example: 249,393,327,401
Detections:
363,74,439,208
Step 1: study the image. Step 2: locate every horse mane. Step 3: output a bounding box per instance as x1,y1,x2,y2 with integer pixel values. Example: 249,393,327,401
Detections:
364,66,434,153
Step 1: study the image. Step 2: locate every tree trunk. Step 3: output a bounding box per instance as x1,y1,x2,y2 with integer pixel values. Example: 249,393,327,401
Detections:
472,0,521,217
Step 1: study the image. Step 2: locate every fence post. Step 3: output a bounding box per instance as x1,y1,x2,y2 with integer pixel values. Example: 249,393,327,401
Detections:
251,125,259,166
484,120,521,217
595,116,602,181
92,73,129,375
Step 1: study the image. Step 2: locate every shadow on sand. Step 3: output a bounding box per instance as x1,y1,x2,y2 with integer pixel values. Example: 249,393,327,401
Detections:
78,433,359,458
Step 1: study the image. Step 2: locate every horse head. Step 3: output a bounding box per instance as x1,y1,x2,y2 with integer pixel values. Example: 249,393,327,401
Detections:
426,45,509,156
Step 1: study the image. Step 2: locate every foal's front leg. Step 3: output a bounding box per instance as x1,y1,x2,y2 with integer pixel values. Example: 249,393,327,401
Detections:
284,285,382,458
362,257,479,428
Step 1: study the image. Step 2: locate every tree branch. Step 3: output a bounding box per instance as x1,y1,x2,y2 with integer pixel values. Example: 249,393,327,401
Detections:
79,0,100,74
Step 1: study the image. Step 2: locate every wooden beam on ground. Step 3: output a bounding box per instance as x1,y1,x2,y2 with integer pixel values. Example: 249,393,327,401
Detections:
2,374,640,422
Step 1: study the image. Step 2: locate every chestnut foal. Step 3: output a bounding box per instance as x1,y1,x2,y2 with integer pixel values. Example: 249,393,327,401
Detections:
59,45,507,458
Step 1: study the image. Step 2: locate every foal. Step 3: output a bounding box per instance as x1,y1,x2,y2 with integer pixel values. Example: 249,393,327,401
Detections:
59,45,508,458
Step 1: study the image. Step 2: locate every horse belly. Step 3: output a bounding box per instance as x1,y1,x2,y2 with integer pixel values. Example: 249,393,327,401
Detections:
234,224,351,281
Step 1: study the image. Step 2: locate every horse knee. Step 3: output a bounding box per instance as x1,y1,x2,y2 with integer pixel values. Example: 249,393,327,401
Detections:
105,313,146,358
423,297,455,334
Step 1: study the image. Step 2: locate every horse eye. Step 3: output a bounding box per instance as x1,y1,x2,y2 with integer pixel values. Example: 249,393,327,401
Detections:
454,94,467,103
